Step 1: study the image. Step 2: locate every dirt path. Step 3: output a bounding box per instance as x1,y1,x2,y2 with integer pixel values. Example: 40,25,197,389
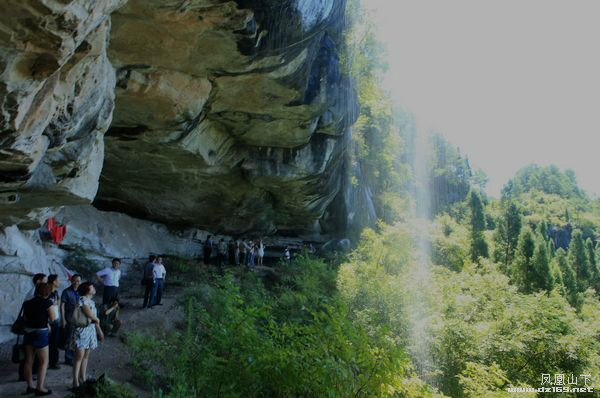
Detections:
0,288,183,398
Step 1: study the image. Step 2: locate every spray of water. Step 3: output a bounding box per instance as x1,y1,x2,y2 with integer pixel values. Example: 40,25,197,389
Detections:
406,127,435,381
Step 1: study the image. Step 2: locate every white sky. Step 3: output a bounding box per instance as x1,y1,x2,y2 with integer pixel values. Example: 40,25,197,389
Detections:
364,0,600,197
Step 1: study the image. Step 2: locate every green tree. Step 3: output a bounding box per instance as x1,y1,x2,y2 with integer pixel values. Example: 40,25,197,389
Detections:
531,236,554,292
568,230,591,291
536,220,548,240
590,240,600,294
547,239,555,258
468,190,488,262
501,164,584,199
492,201,522,273
553,248,578,307
512,227,536,293
585,238,597,273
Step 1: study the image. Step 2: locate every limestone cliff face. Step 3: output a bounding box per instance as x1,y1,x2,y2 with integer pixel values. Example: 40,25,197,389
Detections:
97,0,356,235
0,0,125,226
0,0,355,235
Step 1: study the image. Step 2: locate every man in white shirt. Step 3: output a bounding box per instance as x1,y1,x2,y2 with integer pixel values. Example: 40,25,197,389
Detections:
96,258,121,305
150,256,166,307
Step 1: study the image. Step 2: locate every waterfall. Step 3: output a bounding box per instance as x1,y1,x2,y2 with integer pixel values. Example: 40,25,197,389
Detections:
406,127,435,381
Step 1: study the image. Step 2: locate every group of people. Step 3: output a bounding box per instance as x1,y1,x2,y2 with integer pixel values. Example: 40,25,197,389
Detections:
15,258,123,395
203,236,266,270
13,239,315,395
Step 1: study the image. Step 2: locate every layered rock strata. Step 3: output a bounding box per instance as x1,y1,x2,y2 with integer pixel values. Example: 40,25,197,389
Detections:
96,0,356,235
0,0,125,226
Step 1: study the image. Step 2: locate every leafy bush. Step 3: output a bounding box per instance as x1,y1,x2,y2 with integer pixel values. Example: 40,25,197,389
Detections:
127,256,430,398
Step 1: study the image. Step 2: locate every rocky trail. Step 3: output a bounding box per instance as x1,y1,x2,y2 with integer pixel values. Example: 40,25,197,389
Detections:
0,286,183,398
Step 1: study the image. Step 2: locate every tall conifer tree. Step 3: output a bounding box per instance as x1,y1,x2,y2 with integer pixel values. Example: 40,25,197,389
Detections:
554,248,578,307
568,230,591,291
513,227,536,293
492,201,522,272
468,190,488,262
532,237,554,292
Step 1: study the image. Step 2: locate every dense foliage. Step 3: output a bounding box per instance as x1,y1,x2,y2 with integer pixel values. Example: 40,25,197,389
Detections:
127,259,439,398
502,165,584,200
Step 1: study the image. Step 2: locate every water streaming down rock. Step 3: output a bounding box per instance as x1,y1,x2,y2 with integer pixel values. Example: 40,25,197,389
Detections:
407,127,436,380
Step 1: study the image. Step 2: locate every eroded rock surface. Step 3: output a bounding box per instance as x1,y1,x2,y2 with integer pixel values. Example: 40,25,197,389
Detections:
0,0,125,226
97,0,356,235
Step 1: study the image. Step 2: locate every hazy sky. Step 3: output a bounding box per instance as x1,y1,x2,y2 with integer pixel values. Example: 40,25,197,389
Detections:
364,0,600,197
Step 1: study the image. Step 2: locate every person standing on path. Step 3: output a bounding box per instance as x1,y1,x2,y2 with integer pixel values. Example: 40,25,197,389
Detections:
257,239,265,266
96,258,121,306
22,283,56,396
248,241,256,271
234,239,241,265
46,275,61,370
239,238,247,266
228,240,235,265
203,235,214,265
60,274,80,366
142,255,156,309
71,282,104,389
150,256,166,307
19,273,47,381
25,273,47,300
284,246,291,263
218,239,227,267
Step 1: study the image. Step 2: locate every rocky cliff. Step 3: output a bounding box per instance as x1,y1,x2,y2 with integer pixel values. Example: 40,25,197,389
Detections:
1,0,356,236
0,0,359,341
0,0,125,226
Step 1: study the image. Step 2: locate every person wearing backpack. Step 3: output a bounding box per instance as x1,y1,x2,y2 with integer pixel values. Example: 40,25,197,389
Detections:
142,255,156,308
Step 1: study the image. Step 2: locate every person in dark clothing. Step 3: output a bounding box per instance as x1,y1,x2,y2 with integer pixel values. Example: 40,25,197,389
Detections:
60,274,81,365
23,283,56,396
19,273,46,381
228,240,235,266
234,239,241,265
142,255,156,308
203,235,213,265
46,274,61,370
239,238,247,266
99,299,121,337
217,239,227,267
